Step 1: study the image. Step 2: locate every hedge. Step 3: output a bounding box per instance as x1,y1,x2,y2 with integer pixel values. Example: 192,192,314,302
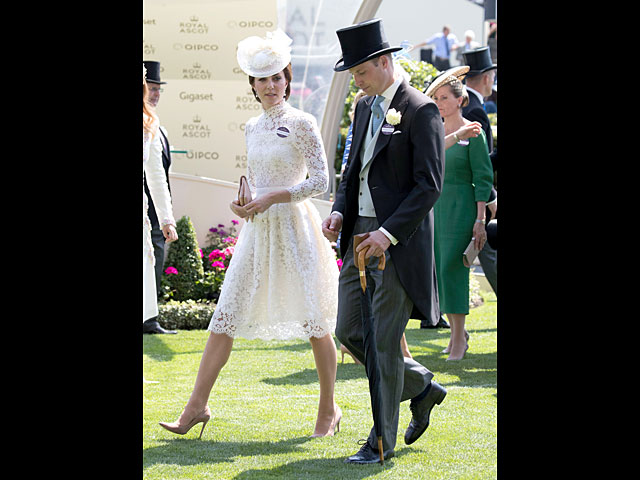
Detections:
157,300,216,330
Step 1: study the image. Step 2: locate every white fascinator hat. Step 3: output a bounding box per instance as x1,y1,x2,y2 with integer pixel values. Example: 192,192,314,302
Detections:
236,29,293,78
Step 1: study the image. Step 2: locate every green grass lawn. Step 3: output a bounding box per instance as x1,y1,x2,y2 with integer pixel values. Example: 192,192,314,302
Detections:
143,297,496,479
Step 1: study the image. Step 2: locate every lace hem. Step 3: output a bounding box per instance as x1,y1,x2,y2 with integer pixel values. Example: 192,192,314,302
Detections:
208,308,334,340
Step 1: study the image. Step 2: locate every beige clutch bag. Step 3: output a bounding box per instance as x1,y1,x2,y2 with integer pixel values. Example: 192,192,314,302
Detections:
463,239,480,268
237,175,254,222
237,175,252,206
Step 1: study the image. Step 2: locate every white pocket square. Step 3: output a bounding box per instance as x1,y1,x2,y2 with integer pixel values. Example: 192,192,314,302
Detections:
392,130,402,135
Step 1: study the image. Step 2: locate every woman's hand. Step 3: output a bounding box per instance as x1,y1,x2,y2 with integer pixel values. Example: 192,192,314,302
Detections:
457,121,482,141
230,200,254,222
243,194,274,217
162,224,178,243
472,221,486,250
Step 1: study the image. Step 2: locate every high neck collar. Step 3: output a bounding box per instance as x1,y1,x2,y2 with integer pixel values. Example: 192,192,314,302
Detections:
263,100,287,118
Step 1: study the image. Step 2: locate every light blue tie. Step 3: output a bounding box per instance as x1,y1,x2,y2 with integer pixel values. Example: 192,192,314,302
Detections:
371,95,384,136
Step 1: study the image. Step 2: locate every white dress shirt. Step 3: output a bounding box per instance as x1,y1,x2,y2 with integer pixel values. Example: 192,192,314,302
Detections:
332,75,404,245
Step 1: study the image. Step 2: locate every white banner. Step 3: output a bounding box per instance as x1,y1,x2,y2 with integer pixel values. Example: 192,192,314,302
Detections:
143,1,278,181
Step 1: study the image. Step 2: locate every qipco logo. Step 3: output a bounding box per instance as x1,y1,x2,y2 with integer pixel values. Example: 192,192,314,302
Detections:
227,20,274,28
173,43,219,52
185,151,220,160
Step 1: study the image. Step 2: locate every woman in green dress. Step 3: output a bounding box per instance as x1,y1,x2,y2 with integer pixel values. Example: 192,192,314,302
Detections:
426,66,494,361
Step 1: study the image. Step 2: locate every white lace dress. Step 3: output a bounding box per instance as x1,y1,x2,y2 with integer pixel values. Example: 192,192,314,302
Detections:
143,119,175,321
208,101,339,340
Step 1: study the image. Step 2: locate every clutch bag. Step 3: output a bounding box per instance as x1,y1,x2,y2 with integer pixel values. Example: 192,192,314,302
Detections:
462,239,480,268
237,175,252,206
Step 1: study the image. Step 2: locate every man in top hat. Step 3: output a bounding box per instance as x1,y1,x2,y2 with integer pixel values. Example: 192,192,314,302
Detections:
322,18,447,464
461,47,498,296
143,60,177,334
462,47,496,153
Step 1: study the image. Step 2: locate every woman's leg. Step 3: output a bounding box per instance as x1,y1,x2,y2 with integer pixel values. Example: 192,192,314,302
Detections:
446,313,468,361
309,333,339,436
175,332,234,421
400,333,412,359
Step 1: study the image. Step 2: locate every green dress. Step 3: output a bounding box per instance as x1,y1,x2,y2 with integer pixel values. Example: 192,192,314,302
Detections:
434,129,493,314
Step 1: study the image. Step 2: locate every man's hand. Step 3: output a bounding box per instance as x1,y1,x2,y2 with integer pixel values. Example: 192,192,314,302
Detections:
322,213,342,242
355,230,390,259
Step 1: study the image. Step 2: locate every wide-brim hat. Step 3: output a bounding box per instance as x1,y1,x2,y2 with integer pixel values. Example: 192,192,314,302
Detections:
462,47,496,77
334,18,402,72
236,29,293,78
424,65,469,98
143,60,166,84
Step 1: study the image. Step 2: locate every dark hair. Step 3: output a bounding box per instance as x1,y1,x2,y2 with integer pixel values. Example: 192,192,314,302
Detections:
248,63,292,103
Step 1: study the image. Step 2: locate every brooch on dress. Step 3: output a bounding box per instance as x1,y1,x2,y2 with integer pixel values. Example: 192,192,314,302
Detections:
276,126,290,138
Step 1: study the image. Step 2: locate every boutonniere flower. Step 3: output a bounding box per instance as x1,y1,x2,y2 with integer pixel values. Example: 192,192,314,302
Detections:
385,108,402,125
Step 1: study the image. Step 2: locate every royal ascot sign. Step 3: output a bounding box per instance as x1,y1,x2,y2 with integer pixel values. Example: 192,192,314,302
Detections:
182,63,214,80
143,0,278,181
179,16,210,34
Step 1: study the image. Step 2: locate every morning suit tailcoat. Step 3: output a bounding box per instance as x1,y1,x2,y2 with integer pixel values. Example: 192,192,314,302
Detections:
463,91,493,153
333,79,445,324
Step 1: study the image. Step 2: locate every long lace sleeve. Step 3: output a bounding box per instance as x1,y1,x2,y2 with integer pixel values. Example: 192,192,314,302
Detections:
287,115,329,203
145,129,176,227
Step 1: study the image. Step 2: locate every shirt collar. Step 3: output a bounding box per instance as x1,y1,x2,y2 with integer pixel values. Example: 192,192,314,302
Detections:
466,85,484,104
378,75,404,107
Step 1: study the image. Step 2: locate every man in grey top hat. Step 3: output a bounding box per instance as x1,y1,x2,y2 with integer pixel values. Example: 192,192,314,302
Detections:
143,60,177,335
322,18,447,464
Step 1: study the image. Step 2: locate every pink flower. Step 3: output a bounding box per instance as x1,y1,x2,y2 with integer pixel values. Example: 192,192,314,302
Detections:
224,247,235,257
211,261,226,269
209,249,225,260
231,220,239,225
198,248,203,258
336,259,343,271
164,266,179,275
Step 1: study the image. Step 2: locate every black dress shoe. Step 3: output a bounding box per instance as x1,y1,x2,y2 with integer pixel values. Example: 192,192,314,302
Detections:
344,441,394,464
404,381,447,445
143,319,177,334
420,315,450,329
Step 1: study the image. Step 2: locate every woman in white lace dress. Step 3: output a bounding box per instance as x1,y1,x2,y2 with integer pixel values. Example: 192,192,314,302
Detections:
159,31,341,439
143,65,178,322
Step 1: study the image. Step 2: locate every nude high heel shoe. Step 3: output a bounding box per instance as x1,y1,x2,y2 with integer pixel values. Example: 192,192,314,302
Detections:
340,344,363,365
442,330,470,354
310,406,342,438
159,405,211,439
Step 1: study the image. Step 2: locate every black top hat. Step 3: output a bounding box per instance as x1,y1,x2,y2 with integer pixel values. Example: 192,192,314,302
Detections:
334,18,402,72
462,47,496,77
143,60,167,84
